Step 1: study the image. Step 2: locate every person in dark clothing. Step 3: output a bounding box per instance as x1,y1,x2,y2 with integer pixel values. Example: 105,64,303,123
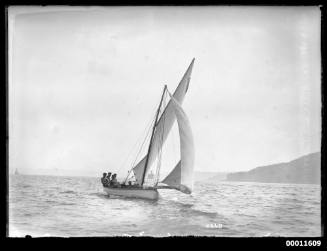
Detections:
101,173,108,187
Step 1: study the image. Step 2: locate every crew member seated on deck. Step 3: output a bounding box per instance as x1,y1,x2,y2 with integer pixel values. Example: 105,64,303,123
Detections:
101,173,109,187
111,173,119,187
107,172,112,182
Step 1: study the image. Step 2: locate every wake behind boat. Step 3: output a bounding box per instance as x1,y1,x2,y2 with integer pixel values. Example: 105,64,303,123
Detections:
101,59,195,200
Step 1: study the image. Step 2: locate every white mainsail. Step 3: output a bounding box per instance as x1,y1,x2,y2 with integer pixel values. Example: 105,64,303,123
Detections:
133,59,195,184
161,94,194,194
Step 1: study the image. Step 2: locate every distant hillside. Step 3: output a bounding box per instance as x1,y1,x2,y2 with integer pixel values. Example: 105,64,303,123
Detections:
193,171,224,182
226,152,320,184
204,172,228,182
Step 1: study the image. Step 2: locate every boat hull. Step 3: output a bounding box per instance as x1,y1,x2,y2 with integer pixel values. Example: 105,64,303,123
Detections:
103,187,159,200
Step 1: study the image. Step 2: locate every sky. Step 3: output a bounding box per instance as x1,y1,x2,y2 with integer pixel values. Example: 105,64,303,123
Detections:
8,6,321,177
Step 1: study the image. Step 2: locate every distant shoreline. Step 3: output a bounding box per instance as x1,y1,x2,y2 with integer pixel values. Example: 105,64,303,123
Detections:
9,152,321,185
9,174,321,186
225,152,320,185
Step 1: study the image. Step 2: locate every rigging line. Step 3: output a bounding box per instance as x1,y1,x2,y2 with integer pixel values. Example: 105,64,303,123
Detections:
155,129,163,184
160,94,167,169
155,91,167,185
124,126,153,184
160,92,168,183
141,85,167,186
124,115,155,182
118,118,152,174
153,127,162,185
168,91,177,165
147,88,167,186
144,95,165,186
118,107,157,174
131,115,154,169
126,86,167,184
171,116,177,163
153,95,163,185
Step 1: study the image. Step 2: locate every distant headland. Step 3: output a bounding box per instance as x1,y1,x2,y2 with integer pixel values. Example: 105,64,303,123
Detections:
226,152,320,184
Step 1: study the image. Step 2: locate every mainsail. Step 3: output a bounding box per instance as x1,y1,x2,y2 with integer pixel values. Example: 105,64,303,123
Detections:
133,59,195,184
161,94,195,194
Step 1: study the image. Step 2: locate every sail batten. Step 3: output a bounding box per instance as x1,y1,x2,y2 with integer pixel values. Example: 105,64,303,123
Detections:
132,59,195,184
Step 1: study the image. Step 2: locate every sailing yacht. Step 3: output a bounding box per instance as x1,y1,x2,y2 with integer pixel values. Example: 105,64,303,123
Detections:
103,58,195,200
14,169,19,175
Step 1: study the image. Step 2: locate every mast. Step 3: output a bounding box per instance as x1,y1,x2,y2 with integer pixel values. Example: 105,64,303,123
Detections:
141,84,167,186
132,59,195,184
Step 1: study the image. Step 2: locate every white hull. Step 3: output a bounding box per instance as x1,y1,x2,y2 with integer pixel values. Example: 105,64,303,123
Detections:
104,187,159,200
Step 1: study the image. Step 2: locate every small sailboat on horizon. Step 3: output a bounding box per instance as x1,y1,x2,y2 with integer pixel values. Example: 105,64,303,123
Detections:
14,169,19,175
102,58,195,200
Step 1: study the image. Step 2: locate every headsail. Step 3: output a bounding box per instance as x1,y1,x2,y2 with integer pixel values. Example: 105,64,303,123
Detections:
161,93,195,194
133,59,195,183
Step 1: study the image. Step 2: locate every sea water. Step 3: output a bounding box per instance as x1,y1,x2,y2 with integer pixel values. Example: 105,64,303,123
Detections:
8,175,321,237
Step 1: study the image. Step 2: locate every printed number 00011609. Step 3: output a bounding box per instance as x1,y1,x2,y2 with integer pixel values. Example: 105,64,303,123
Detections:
285,240,321,247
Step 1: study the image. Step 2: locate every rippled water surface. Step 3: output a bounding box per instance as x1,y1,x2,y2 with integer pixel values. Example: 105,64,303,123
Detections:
8,175,321,237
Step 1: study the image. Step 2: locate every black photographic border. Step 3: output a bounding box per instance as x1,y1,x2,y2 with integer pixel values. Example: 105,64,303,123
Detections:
1,1,326,249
